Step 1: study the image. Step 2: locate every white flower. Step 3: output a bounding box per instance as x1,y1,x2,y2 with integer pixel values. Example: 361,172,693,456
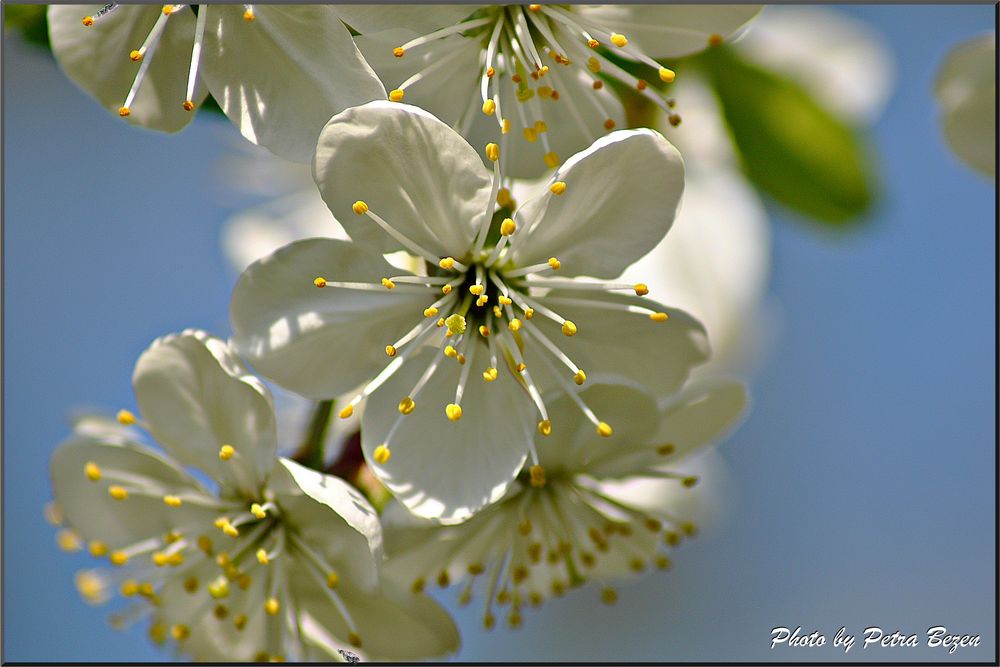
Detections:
350,4,760,177
934,32,996,177
47,4,386,161
380,379,747,628
49,329,458,661
230,101,709,524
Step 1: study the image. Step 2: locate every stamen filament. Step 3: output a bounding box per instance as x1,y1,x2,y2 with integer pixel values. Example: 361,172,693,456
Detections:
363,209,441,264
184,4,208,105
122,10,174,111
400,16,493,52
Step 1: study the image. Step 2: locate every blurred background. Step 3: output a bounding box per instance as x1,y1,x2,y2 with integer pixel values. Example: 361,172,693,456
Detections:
3,4,995,662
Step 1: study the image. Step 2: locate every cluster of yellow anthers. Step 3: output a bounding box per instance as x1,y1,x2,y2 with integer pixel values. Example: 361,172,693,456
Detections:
389,5,684,169
405,460,701,631
81,4,257,118
59,410,364,657
314,142,669,466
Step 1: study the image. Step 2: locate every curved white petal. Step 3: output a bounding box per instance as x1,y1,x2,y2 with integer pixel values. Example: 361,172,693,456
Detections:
935,33,996,177
334,4,477,35
50,436,215,548
620,166,771,371
314,101,491,257
526,293,709,398
230,238,430,399
48,5,206,131
269,458,382,591
356,29,481,129
361,347,533,523
133,329,277,493
200,5,386,163
575,4,762,58
513,129,684,279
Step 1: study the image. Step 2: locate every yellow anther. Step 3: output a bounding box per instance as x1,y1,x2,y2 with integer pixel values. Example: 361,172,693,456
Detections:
348,632,362,648
213,604,228,620
233,614,248,630
581,551,596,567
540,65,550,75
114,409,137,425
184,576,199,592
486,66,496,78
423,307,438,318
587,56,601,73
498,296,513,306
381,277,396,289
636,79,648,91
339,405,354,419
543,151,560,169
483,367,498,382
164,530,181,544
497,188,513,208
500,218,517,236
388,89,405,102
477,295,490,308
182,100,195,111
313,276,327,288
468,562,485,575
538,419,552,436
411,577,425,593
108,486,128,501
561,320,577,336
604,118,616,131
573,370,587,385
549,182,566,195
650,312,669,322
441,284,452,294
82,15,94,26
516,362,527,373
163,495,182,507
84,461,101,482
197,535,213,553
629,558,645,572
352,200,369,215
601,587,618,604
445,404,463,421
444,345,458,358
436,570,450,587
130,50,143,62
596,422,613,437
528,3,541,10
468,285,485,298
485,142,500,162
478,325,490,337
218,444,235,460
326,571,340,589
493,305,503,318
587,38,599,48
109,551,129,566
682,476,699,488
57,529,82,552
529,464,546,487
501,118,511,134
152,551,169,567
436,318,446,327
215,516,229,529
215,550,230,565
516,519,532,536
658,67,676,83
393,46,405,57
373,444,391,464
243,8,255,20
482,98,496,116
657,443,676,456
524,307,535,319
508,318,522,332
655,555,672,570
385,345,397,357
120,579,139,597
632,283,649,296
534,120,548,134
250,503,267,519
708,33,724,46
483,613,496,630
593,80,604,90
171,624,190,641
398,396,416,414
118,106,131,117
610,32,628,47
538,85,553,99
222,523,239,538
256,548,269,565
162,5,176,15
264,598,280,615
457,353,467,365
523,127,538,143
88,540,107,557
439,257,455,270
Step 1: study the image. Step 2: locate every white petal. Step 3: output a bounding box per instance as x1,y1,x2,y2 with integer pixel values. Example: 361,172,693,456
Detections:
361,347,533,524
620,166,771,371
575,4,762,58
356,29,481,129
513,129,684,279
268,458,382,591
229,238,430,399
314,101,491,257
200,5,387,163
47,5,207,131
935,33,996,177
334,4,477,35
50,436,214,548
133,329,277,492
527,293,708,397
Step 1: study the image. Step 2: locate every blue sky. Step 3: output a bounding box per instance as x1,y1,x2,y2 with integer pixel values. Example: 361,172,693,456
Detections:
4,4,995,661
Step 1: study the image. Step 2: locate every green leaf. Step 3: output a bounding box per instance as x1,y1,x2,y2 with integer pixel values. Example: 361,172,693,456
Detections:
697,45,877,226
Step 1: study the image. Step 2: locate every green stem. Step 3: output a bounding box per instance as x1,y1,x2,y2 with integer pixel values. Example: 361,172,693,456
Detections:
290,400,334,471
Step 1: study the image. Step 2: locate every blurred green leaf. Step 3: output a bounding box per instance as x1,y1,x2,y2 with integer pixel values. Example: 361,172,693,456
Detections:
4,4,51,49
698,45,877,226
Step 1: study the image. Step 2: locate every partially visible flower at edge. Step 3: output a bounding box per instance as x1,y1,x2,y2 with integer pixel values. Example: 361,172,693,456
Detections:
49,329,458,661
380,378,748,629
934,32,996,178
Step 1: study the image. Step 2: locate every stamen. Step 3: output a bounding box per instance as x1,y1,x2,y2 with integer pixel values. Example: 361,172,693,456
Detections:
360,207,442,264
121,9,175,114
400,16,493,53
543,296,669,321
184,6,208,109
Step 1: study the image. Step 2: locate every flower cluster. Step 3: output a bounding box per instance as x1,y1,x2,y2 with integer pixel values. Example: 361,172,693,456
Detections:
45,3,760,661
